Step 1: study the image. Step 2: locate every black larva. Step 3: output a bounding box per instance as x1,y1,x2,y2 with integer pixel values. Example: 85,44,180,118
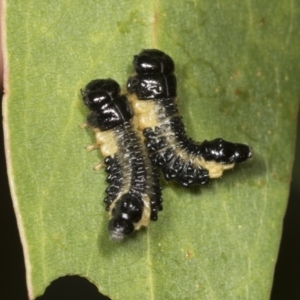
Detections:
81,79,162,241
127,49,252,187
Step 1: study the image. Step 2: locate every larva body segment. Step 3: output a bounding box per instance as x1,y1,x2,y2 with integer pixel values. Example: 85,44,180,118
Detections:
127,49,252,187
81,79,162,241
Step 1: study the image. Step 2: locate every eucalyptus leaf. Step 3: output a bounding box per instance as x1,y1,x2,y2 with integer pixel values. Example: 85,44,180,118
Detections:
3,0,300,299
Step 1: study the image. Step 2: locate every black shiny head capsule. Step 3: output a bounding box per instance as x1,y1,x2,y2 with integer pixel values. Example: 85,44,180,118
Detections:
108,194,144,241
133,49,175,74
81,79,133,131
127,50,177,99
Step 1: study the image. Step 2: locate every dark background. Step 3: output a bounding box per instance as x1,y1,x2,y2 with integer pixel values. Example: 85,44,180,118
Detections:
0,98,299,299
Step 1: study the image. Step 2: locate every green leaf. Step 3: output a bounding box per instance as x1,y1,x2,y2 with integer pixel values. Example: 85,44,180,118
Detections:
3,0,299,299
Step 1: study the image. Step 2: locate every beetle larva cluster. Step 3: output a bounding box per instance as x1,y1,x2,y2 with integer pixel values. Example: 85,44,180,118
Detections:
81,50,252,241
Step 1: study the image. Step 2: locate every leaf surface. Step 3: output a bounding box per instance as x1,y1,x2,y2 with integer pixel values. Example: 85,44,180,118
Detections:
3,0,300,299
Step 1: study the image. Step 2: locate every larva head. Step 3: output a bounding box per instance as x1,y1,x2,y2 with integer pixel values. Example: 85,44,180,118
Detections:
133,49,175,74
81,79,133,131
108,194,143,242
127,50,177,99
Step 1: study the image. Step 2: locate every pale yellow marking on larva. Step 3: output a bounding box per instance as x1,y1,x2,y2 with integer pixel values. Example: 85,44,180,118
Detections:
196,158,234,178
174,146,235,178
82,123,118,157
86,143,98,151
92,128,118,157
128,94,158,130
108,194,122,217
93,162,104,171
135,194,151,229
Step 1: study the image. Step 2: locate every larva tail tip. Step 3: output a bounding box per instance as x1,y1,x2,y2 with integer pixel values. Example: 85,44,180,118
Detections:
248,146,254,159
109,231,126,242
108,217,134,242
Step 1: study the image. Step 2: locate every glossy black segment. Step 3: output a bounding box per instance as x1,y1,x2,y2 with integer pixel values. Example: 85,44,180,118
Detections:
104,156,113,165
82,79,120,110
111,194,143,223
179,166,210,187
106,173,121,184
82,79,133,131
199,138,253,164
84,78,120,97
105,185,120,196
127,73,177,99
145,135,167,151
133,49,175,74
163,157,209,187
108,217,135,242
104,158,123,202
127,49,177,99
159,98,179,117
